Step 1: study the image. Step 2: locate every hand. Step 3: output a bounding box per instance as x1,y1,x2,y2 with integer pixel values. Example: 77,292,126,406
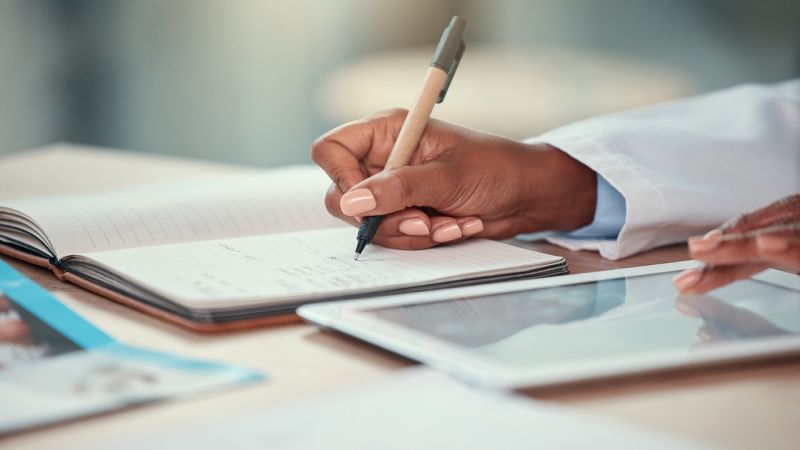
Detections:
674,194,800,294
311,109,597,250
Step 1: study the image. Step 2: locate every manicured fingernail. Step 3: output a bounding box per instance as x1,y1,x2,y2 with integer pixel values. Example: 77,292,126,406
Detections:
756,234,787,253
689,230,721,252
340,188,376,216
673,270,701,292
432,223,462,243
674,299,698,317
399,218,429,236
698,328,712,341
460,218,484,236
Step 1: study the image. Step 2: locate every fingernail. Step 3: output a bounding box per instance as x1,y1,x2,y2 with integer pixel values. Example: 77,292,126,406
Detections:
674,299,698,317
698,328,712,341
756,234,787,253
432,223,462,243
674,270,702,292
460,218,484,236
340,188,376,216
399,218,429,236
688,230,721,252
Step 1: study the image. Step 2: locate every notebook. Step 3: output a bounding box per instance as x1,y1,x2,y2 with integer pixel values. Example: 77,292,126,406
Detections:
0,166,567,331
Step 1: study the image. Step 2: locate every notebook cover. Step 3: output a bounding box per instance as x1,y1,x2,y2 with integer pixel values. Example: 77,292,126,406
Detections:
0,244,301,332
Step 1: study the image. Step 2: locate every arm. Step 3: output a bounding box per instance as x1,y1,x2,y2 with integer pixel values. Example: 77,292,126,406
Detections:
535,80,800,259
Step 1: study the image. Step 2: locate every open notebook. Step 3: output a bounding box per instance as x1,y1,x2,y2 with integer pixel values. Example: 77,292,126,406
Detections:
0,166,567,331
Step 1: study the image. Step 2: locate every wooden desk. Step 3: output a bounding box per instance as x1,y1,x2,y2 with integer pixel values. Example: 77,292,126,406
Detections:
1,146,798,450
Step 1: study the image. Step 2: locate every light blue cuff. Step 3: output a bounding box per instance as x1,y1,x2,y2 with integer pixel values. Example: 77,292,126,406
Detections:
565,175,626,239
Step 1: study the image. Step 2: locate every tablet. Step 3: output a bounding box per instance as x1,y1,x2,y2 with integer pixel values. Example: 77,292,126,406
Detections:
299,261,800,388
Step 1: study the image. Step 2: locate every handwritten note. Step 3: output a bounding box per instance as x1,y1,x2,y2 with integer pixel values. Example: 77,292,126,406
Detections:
79,228,561,309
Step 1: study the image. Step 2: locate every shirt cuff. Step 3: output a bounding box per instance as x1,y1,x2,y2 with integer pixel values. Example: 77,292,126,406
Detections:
564,174,626,239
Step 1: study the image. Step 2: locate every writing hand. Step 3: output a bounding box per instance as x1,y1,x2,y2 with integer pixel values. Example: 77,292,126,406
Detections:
311,109,597,249
674,194,800,294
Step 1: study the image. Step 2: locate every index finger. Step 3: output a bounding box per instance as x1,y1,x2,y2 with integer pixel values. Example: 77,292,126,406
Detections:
689,223,799,265
310,110,405,193
721,194,800,234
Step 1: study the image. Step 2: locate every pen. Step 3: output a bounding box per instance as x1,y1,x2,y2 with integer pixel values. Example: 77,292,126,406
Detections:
354,16,467,260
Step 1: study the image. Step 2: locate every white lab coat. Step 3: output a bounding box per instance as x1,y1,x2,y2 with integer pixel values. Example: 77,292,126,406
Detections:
532,80,800,260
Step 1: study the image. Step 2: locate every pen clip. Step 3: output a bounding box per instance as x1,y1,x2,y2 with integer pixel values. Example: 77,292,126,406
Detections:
437,40,465,103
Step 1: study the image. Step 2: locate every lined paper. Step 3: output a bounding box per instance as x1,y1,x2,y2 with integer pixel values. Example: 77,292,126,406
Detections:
3,166,340,257
82,228,561,309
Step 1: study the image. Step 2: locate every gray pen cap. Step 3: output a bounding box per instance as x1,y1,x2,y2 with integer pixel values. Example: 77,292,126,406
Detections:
431,16,467,103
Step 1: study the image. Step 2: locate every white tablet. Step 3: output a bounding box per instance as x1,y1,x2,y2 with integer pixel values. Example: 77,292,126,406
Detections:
299,261,800,389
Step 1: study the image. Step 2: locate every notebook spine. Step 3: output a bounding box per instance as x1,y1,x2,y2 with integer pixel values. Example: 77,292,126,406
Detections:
49,257,64,271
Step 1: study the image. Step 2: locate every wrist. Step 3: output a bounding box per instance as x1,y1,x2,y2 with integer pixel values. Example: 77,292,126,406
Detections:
516,143,597,232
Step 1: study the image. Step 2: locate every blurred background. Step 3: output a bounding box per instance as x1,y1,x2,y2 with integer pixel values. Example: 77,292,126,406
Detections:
1,0,798,166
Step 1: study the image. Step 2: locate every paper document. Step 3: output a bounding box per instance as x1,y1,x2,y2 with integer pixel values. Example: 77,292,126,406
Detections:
93,367,715,450
0,260,261,435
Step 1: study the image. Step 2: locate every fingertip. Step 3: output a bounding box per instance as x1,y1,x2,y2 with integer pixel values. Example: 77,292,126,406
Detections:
673,269,702,293
688,231,721,253
458,218,484,237
697,325,713,341
379,208,432,237
399,218,430,236
674,297,699,317
756,234,788,254
340,188,376,217
432,221,462,243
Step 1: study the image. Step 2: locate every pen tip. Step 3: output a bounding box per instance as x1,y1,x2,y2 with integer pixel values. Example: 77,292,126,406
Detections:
353,252,360,261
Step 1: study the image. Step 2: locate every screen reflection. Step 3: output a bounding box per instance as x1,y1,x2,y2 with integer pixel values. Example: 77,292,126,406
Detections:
366,273,799,366
371,280,625,347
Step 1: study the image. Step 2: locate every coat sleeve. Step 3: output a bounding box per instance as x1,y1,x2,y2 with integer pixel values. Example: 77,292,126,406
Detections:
530,79,800,260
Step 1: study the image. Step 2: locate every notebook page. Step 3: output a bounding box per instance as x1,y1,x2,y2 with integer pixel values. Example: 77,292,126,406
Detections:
2,166,341,257
80,227,561,309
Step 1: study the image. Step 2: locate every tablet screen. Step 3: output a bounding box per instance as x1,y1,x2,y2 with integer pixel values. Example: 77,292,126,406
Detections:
362,272,800,367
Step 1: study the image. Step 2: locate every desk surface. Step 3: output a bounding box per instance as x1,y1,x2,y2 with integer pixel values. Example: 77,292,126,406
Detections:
1,145,798,450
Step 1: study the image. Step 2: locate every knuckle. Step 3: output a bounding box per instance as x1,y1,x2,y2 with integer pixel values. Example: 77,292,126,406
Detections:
329,168,348,190
310,136,330,164
722,214,750,232
374,107,408,119
324,185,342,216
770,194,800,214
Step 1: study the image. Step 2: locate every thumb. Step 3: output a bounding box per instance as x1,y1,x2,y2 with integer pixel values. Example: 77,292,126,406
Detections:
339,164,451,217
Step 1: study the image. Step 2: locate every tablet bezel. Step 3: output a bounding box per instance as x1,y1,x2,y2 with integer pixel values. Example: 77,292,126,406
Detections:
298,261,800,389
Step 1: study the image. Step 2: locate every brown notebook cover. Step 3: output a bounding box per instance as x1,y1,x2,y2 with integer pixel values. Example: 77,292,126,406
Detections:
0,244,300,332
